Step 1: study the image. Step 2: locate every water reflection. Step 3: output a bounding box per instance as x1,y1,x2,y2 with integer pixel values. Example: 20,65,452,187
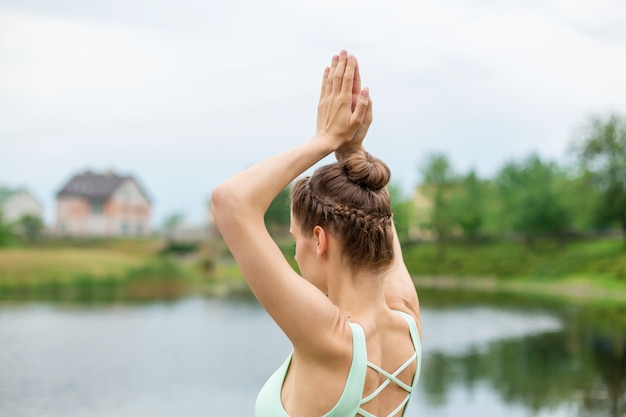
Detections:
415,289,626,417
419,306,562,355
0,293,624,417
0,298,290,417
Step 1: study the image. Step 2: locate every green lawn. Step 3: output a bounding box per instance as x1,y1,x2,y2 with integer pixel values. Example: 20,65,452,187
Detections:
2,236,626,303
0,246,149,284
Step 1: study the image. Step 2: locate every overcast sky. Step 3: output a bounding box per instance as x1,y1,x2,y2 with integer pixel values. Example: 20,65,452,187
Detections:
1,0,626,228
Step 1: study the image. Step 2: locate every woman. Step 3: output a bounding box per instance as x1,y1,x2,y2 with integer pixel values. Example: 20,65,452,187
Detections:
211,50,422,417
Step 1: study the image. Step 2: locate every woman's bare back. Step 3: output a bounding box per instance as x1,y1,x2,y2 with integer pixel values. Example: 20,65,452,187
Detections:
280,308,420,417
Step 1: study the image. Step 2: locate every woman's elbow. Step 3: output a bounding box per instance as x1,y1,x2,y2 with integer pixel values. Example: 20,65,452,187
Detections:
211,183,237,227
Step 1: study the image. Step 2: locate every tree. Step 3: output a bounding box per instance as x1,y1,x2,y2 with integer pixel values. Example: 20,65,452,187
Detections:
265,186,291,233
448,170,486,242
0,212,16,247
162,213,184,239
16,214,44,242
558,166,600,235
495,154,572,245
388,183,414,243
419,152,456,241
572,113,626,241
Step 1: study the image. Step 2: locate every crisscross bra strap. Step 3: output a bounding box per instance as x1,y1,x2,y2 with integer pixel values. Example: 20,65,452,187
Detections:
357,310,422,417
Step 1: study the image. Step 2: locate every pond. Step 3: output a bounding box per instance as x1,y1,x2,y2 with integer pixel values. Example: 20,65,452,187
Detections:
0,290,624,417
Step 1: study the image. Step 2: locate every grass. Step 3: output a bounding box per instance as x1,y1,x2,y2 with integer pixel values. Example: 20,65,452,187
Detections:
0,239,205,300
192,258,252,298
414,275,626,306
0,247,147,284
2,236,626,304
402,237,626,281
405,237,626,305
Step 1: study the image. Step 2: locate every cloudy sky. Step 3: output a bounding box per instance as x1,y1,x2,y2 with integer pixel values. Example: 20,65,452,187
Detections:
1,0,625,227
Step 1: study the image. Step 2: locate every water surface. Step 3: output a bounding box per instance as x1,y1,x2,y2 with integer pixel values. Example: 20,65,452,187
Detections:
0,292,624,416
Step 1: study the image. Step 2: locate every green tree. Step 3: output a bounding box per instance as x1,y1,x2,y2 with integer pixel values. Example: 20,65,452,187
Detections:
559,167,600,235
0,212,16,247
419,152,456,241
162,213,184,239
17,214,44,242
388,183,413,243
495,154,572,245
572,113,626,241
265,186,291,233
448,170,486,242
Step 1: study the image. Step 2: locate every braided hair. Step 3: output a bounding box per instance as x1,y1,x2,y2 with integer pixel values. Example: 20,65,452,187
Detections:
290,150,394,271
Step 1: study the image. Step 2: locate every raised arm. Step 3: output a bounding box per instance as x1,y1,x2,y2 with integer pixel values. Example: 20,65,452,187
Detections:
384,223,421,336
333,69,421,337
211,51,370,353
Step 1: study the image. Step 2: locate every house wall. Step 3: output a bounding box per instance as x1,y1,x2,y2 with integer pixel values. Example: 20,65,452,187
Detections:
56,197,93,236
1,191,43,223
56,180,151,237
107,180,151,237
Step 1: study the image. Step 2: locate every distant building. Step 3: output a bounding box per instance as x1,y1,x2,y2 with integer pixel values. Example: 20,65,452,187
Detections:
0,187,43,224
168,221,211,243
410,186,435,241
55,170,151,237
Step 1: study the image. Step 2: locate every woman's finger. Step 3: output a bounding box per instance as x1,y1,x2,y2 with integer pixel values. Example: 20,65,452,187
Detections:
350,87,369,127
341,54,357,96
353,58,361,95
351,57,361,111
332,50,348,94
325,54,339,96
364,96,373,125
319,66,330,101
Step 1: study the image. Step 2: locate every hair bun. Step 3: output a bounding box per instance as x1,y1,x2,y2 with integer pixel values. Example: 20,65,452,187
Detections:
341,150,391,190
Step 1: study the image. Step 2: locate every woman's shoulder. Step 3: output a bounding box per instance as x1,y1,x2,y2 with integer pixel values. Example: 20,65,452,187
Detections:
293,312,356,360
383,269,422,338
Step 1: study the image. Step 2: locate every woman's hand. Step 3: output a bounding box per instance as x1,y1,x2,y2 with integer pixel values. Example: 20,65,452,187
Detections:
335,57,372,161
316,50,369,151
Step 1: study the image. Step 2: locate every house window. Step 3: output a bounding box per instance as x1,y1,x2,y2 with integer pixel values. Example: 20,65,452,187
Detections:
91,201,103,214
136,223,143,236
121,222,128,235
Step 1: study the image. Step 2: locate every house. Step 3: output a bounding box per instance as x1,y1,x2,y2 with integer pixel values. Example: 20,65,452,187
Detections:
55,170,152,237
0,187,44,224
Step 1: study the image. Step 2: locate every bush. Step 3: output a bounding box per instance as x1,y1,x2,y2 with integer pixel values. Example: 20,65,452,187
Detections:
403,238,626,280
0,212,16,247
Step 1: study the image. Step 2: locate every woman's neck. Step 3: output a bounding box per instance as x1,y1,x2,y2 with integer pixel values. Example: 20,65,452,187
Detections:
326,265,387,320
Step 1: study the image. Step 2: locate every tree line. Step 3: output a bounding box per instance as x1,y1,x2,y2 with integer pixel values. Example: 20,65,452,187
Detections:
0,213,43,247
412,112,626,246
265,112,626,247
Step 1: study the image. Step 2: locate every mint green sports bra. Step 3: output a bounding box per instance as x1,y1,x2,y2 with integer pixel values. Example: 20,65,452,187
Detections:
255,310,422,417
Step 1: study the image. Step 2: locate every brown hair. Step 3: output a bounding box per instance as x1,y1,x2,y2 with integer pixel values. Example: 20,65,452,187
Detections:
290,150,394,271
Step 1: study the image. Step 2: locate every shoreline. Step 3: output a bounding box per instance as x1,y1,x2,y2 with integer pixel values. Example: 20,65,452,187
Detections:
413,275,626,305
2,277,626,305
